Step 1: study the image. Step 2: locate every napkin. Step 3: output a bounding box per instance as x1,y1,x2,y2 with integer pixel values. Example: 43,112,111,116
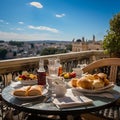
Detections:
53,89,93,108
10,81,22,88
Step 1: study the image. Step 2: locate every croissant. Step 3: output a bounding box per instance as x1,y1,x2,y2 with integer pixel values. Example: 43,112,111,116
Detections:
77,77,93,89
13,86,31,96
92,79,105,89
27,85,43,96
71,78,78,87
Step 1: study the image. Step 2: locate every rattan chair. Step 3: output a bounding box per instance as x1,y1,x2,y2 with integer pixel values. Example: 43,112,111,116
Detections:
81,58,120,120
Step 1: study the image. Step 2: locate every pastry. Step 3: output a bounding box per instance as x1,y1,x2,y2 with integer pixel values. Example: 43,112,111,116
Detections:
84,74,95,81
104,79,110,86
28,85,43,96
70,72,110,90
92,79,105,89
13,86,31,96
97,73,107,80
97,73,109,84
77,77,93,89
71,78,78,87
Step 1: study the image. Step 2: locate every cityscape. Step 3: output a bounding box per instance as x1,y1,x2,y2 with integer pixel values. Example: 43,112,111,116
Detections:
0,0,120,61
0,35,102,60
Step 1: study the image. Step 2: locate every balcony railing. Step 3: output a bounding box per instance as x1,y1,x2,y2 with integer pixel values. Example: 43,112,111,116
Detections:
0,50,108,86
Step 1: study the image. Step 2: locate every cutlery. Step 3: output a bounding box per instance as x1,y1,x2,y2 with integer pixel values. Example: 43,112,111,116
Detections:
72,89,85,102
21,96,51,107
76,96,85,102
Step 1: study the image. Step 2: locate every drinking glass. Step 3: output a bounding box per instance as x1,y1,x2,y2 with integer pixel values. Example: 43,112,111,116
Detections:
46,76,58,100
72,68,83,78
48,58,59,77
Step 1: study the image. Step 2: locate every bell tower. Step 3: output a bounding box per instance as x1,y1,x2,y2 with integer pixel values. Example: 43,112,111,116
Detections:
93,35,95,42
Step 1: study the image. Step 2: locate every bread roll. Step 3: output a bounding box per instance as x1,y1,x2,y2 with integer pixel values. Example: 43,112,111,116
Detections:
77,77,93,89
85,74,95,81
13,86,31,96
93,74,99,79
71,78,78,87
92,79,104,89
104,79,110,86
97,73,107,80
28,85,43,96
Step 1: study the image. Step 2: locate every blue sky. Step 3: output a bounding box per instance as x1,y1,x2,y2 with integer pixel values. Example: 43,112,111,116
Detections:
0,0,120,41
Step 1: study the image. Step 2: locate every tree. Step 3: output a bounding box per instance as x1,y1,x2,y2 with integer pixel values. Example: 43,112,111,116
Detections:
9,40,24,47
0,49,7,59
103,13,120,57
30,43,34,48
40,48,67,55
66,44,72,51
0,40,4,43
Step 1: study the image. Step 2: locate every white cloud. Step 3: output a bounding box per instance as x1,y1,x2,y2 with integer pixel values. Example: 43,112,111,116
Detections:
29,2,43,8
55,14,65,18
18,22,24,24
28,25,59,33
0,31,64,41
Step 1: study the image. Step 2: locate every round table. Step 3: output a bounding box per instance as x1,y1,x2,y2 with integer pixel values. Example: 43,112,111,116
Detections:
2,85,120,119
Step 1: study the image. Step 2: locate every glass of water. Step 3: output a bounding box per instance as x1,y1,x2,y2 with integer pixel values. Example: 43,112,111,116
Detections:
48,58,59,77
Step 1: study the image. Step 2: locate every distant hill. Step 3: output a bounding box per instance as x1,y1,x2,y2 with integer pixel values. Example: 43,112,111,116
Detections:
23,40,72,44
1,39,72,44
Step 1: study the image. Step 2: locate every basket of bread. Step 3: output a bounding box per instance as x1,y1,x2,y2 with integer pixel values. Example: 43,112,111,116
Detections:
70,73,114,93
12,85,47,99
15,71,37,85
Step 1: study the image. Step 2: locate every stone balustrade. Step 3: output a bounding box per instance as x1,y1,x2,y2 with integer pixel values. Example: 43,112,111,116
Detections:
0,50,108,86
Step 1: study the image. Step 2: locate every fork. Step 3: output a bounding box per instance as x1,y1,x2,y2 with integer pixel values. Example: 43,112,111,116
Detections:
72,90,85,102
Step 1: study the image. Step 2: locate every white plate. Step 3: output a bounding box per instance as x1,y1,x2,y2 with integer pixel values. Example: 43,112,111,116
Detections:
20,79,38,85
72,82,114,93
12,89,47,100
15,76,38,85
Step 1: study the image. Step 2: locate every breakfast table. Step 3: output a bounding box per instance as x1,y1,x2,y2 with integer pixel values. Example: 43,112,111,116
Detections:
2,80,120,120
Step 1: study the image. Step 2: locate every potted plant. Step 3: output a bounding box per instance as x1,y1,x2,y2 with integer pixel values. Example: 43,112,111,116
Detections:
103,13,120,58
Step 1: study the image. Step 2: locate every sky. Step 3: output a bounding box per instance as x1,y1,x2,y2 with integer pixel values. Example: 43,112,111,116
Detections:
0,0,120,41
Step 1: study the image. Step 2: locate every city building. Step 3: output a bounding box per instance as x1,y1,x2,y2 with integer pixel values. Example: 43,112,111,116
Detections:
72,35,103,52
